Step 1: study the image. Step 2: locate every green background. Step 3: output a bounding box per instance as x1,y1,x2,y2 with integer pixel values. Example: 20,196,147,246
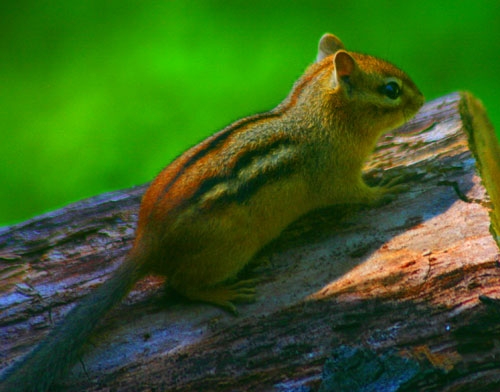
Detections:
1,0,499,226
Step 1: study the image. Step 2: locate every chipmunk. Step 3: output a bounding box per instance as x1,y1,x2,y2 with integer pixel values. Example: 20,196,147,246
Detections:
0,33,424,391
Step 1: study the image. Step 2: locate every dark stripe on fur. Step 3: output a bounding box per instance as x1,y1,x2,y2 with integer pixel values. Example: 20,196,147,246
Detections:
190,138,299,208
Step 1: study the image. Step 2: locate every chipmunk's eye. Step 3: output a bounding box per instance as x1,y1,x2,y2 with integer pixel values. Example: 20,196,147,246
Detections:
379,81,401,100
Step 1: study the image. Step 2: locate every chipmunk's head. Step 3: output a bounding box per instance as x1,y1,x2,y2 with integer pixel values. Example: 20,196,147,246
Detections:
316,33,424,135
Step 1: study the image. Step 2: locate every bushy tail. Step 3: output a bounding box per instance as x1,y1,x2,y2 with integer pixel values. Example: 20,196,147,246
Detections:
0,252,146,392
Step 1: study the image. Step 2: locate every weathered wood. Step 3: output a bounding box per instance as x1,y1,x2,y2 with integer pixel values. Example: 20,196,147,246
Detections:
0,92,499,391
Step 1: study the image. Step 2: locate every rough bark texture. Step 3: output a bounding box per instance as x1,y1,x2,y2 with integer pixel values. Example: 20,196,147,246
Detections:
1,92,499,391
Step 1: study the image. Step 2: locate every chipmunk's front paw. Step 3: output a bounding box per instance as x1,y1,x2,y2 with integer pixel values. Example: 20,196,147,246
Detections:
383,175,410,192
371,175,410,206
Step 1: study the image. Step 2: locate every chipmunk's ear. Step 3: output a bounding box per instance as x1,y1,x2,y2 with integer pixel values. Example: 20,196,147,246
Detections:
334,50,355,77
331,50,356,89
316,33,345,62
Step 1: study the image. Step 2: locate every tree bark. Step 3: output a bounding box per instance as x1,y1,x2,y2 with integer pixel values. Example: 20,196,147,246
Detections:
1,92,499,391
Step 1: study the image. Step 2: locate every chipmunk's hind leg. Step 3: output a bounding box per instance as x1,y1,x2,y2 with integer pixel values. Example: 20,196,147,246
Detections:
177,279,257,315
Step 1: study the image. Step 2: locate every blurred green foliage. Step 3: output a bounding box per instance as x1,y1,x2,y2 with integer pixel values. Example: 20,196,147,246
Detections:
1,0,499,226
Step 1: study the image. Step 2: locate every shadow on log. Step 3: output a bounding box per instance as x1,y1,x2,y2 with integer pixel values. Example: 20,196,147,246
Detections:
1,92,499,391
